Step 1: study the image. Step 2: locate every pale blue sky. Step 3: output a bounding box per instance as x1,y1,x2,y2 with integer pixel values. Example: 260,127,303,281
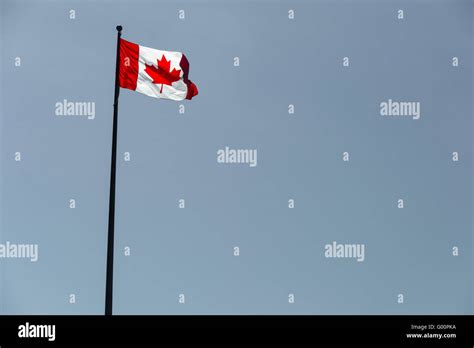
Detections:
0,0,472,314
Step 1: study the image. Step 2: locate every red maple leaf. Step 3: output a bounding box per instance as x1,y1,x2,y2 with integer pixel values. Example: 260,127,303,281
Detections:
144,55,182,93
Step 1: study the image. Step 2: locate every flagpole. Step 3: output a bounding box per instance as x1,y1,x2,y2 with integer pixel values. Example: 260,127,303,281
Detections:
105,25,122,316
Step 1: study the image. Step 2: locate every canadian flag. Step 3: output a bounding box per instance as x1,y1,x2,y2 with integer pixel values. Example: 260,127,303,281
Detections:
119,39,198,101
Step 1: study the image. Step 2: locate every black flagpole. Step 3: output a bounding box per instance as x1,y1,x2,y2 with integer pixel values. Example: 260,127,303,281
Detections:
105,25,122,316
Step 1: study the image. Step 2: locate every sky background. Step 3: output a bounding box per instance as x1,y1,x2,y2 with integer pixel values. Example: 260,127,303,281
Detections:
0,0,472,314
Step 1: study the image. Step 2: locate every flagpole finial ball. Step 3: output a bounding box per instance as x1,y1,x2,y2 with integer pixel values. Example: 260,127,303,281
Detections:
116,25,122,32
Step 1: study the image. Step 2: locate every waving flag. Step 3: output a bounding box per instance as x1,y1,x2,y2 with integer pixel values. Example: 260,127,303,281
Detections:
119,38,198,100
